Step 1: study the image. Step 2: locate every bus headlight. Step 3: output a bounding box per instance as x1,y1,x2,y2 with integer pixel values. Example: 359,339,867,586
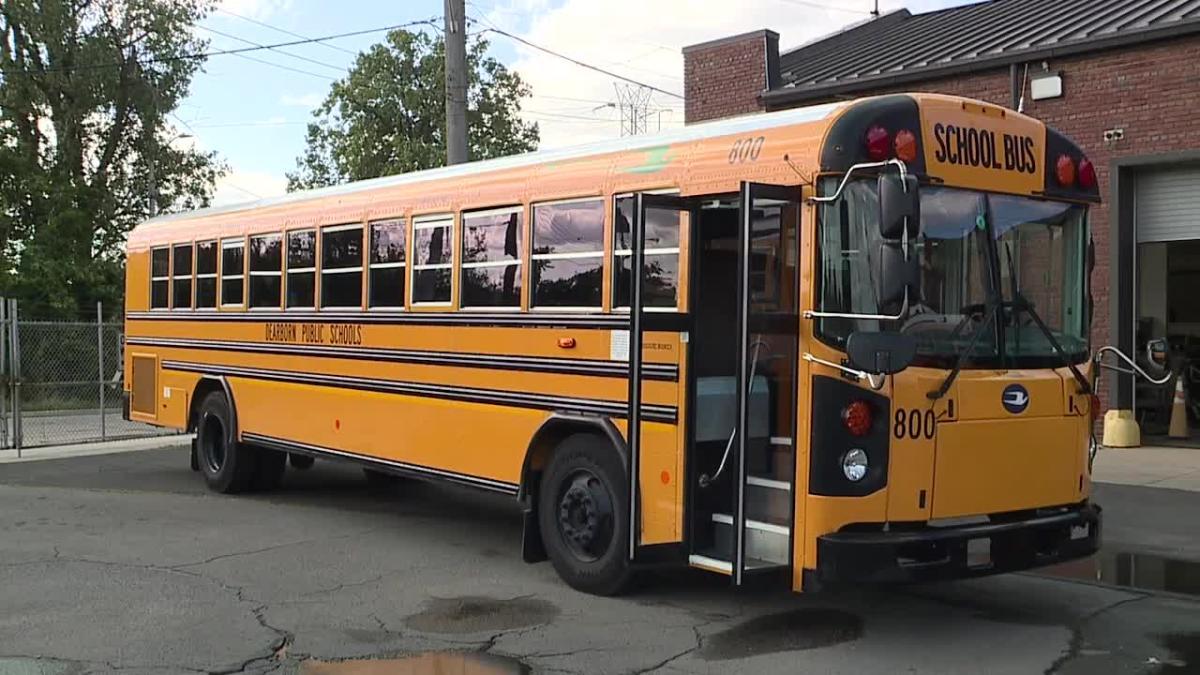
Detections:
842,448,869,482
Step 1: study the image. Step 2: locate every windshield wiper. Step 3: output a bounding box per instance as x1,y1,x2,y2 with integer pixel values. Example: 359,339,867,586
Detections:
927,300,998,400
1001,241,1092,395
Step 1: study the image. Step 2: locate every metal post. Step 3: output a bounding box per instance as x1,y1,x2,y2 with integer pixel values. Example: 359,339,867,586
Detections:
98,301,106,441
9,299,21,456
0,297,7,449
443,0,468,165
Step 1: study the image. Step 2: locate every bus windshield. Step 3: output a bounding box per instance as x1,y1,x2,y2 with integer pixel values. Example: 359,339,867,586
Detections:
817,179,1089,368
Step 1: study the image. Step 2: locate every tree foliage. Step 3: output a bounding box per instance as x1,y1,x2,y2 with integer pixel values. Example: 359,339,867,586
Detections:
0,0,224,318
287,30,539,190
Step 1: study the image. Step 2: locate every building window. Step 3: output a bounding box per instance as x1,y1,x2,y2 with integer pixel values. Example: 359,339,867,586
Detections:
368,218,406,309
321,224,363,309
462,207,523,308
221,238,245,307
150,247,169,309
248,233,282,309
195,240,218,309
286,229,316,309
613,196,681,310
531,198,604,309
171,243,193,309
412,214,453,305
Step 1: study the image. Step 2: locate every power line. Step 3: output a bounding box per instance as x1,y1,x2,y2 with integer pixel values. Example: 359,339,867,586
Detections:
472,23,684,100
216,7,359,57
1,16,440,76
223,50,336,81
196,24,348,74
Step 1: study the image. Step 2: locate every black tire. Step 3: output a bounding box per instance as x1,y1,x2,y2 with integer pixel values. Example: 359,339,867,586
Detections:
195,391,255,494
251,447,287,491
538,434,632,596
289,453,315,470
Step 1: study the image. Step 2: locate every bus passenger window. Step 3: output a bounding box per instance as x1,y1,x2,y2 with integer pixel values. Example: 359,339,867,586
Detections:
321,224,363,309
531,198,604,309
369,219,406,308
613,197,680,309
248,234,282,309
150,247,170,309
195,241,218,309
462,207,522,308
412,214,453,305
171,243,193,309
287,229,316,309
221,239,245,307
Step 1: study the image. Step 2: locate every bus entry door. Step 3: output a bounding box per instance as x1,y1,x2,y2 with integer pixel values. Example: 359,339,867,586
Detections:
731,182,801,585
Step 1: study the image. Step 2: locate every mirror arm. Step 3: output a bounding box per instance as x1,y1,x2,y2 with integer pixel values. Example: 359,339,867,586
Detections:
809,158,909,204
1094,345,1172,385
802,352,887,390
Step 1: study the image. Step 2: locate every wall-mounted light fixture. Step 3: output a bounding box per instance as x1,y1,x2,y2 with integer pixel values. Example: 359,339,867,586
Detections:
1030,72,1063,101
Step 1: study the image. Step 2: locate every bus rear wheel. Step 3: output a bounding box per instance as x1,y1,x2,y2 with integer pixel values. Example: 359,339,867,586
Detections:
538,434,632,596
195,391,256,494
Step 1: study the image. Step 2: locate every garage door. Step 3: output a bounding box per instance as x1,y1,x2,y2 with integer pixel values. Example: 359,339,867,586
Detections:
1136,164,1200,243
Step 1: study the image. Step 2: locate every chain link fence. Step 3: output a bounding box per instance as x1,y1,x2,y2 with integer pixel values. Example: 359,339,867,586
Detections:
2,299,177,453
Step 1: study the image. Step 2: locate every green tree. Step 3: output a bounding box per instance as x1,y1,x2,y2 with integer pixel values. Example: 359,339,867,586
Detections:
287,30,538,190
0,0,224,318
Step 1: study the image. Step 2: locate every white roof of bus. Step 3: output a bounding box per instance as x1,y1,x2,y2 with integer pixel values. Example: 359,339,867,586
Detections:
142,99,847,227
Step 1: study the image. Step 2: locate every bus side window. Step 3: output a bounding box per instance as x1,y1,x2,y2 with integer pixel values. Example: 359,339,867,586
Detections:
412,214,454,306
248,233,283,309
287,229,316,309
171,243,194,310
530,198,604,310
195,241,218,309
368,218,406,309
462,207,523,309
220,238,245,307
613,196,680,310
321,224,364,309
150,247,170,309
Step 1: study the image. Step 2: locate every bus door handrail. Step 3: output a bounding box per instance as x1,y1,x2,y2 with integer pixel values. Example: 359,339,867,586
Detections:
1094,345,1172,385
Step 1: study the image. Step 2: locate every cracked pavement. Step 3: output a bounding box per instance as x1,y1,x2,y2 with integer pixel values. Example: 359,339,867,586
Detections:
1,446,1198,674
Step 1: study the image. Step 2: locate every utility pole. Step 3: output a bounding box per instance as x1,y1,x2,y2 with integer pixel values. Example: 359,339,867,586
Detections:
444,0,469,165
613,83,652,136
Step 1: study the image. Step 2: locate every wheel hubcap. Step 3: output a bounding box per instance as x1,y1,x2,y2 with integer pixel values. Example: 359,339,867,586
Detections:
556,470,614,562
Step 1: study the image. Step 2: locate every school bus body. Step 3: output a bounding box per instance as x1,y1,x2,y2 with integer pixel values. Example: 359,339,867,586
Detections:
124,93,1100,592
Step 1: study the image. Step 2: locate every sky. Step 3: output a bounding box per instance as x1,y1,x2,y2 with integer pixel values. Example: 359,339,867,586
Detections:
182,0,973,207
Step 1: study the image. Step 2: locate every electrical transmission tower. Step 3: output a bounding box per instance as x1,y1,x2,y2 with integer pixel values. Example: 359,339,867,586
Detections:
613,83,653,136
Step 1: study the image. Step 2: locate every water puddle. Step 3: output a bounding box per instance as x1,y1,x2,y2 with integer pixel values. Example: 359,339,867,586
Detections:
302,652,529,674
404,595,558,635
1152,633,1199,674
1037,550,1200,597
700,608,862,660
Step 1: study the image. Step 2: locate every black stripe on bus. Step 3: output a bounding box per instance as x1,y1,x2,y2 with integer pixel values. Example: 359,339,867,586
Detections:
126,336,678,381
162,360,678,423
241,432,519,495
125,310,690,332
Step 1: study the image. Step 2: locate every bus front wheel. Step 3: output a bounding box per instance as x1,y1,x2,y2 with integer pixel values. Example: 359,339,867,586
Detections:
538,434,632,596
195,391,256,494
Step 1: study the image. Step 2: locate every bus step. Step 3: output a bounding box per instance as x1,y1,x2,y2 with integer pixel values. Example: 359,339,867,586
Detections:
746,475,792,525
712,513,790,565
687,552,779,575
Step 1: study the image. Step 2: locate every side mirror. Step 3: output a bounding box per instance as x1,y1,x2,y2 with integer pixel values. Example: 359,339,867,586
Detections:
876,241,919,313
879,173,920,239
846,332,917,375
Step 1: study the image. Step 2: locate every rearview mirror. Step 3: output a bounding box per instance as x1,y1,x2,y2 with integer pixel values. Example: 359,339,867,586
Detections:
846,332,917,375
879,173,920,239
876,241,919,313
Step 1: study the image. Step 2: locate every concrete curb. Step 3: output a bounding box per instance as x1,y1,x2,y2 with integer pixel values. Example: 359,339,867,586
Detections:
0,435,192,464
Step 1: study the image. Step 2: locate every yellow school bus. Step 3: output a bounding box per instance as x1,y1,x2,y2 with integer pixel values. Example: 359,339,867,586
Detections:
123,93,1101,595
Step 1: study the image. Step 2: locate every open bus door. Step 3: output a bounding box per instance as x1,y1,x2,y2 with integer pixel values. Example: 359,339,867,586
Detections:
732,182,801,584
627,192,691,562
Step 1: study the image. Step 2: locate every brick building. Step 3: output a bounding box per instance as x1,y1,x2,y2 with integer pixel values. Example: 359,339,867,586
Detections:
684,0,1200,444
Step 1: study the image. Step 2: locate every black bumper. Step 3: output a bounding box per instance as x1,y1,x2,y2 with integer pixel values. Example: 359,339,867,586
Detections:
811,503,1101,587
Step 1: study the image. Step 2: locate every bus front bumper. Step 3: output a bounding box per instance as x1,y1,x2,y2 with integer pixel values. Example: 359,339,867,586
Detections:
812,502,1101,586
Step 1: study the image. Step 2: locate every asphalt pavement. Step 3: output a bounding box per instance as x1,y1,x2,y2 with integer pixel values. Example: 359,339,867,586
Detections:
0,446,1197,674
